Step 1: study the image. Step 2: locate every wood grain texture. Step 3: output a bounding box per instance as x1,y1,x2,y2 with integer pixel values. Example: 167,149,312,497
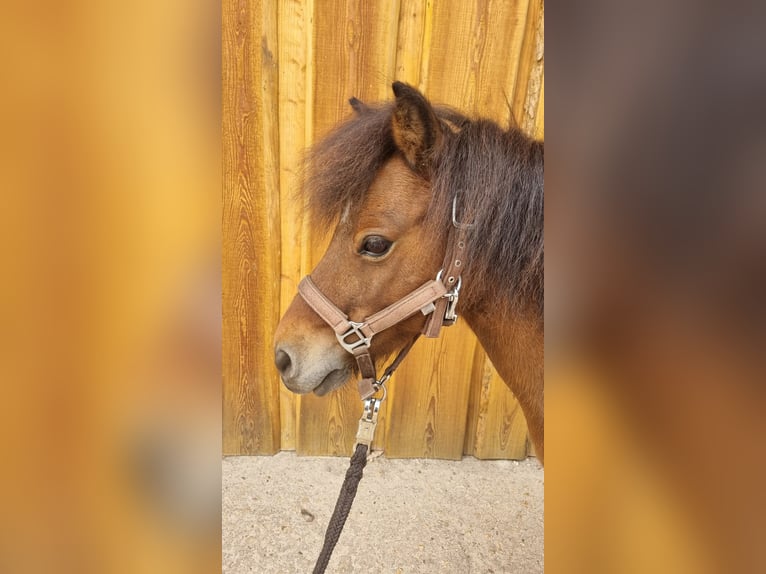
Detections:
385,322,479,459
311,0,399,137
222,0,281,454
222,0,544,458
295,385,362,456
512,0,544,134
471,359,530,459
423,0,530,123
395,0,427,86
295,0,401,456
462,343,532,459
277,0,313,450
463,339,491,456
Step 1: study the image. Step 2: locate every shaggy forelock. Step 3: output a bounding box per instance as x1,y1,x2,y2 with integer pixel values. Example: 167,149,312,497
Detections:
302,103,396,230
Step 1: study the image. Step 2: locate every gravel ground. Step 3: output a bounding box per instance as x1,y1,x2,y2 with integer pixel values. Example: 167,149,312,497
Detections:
223,452,544,573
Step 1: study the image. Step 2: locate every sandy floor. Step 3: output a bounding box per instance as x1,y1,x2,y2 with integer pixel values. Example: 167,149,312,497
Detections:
223,452,543,573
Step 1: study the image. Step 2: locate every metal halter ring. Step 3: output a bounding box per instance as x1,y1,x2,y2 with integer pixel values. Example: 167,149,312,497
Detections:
371,381,388,402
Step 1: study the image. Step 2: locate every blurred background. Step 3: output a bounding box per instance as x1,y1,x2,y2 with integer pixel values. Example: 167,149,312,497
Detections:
0,0,220,572
2,0,765,572
547,1,766,572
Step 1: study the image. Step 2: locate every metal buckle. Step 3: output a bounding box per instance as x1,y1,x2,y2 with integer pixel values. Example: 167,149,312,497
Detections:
443,291,459,325
355,397,382,448
436,270,461,326
452,194,475,230
336,321,372,353
376,372,391,390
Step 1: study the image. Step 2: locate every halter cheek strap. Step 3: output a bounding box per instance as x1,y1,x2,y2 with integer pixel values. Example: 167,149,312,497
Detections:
422,226,468,337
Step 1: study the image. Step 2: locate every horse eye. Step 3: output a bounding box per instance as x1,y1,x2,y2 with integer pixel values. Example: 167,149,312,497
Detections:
360,235,392,257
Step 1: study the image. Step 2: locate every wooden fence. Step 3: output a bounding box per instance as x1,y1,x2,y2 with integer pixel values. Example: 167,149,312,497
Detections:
223,0,544,459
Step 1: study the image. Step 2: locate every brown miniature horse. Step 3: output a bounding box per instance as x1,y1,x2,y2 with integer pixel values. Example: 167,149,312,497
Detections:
274,82,544,461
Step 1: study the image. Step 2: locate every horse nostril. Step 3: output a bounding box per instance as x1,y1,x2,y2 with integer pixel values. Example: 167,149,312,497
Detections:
274,348,292,377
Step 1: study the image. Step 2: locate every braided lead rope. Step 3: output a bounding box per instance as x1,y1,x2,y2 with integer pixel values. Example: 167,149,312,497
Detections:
312,443,369,574
311,338,420,572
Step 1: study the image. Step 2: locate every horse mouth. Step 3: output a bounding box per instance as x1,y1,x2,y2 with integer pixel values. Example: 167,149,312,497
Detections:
313,367,350,396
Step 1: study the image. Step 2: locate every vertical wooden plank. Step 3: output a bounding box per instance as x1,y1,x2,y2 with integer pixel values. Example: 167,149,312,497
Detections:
465,350,531,459
312,0,400,137
277,0,314,450
471,361,530,459
463,340,490,456
262,1,284,451
423,0,530,122
394,0,426,85
222,0,281,454
296,0,401,456
416,0,435,91
384,323,479,459
296,385,362,456
277,0,311,310
512,0,544,135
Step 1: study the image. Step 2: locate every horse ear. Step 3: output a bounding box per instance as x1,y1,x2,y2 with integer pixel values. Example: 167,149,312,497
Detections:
391,81,443,174
349,97,369,114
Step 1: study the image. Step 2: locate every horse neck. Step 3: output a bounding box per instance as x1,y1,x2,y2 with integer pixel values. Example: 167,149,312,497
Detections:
462,292,545,461
463,302,543,400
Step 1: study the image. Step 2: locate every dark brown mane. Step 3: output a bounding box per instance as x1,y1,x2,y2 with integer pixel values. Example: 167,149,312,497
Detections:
302,102,544,317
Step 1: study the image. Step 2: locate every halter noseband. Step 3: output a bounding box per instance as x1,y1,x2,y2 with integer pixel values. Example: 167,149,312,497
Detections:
298,200,470,401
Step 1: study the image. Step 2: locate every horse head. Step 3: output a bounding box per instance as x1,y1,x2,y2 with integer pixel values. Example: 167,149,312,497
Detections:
274,83,447,395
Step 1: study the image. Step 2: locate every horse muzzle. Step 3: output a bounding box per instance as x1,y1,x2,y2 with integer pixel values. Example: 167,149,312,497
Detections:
273,341,352,395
